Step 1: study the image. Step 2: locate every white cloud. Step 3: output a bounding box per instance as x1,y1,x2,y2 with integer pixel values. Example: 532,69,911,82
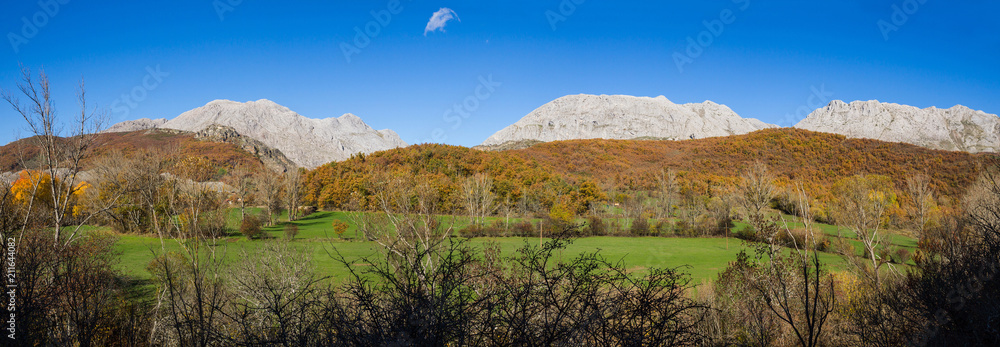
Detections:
424,8,460,36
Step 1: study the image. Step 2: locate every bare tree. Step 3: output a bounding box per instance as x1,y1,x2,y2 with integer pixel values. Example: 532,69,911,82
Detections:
148,243,229,346
163,157,229,240
499,195,514,235
150,171,230,345
283,168,302,222
368,172,455,282
657,168,678,219
906,173,935,237
85,149,176,237
128,148,172,239
0,179,15,235
677,186,703,235
711,250,782,346
223,241,327,345
253,169,283,226
965,160,1000,250
793,182,813,232
748,217,837,347
223,164,255,223
736,161,775,223
2,66,109,245
832,175,897,286
51,233,123,347
461,172,496,226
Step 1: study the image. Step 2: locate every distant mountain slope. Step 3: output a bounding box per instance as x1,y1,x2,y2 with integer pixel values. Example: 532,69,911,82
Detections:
104,118,167,133
480,94,775,147
193,124,297,173
509,128,988,198
110,99,406,168
795,100,1000,153
0,129,276,178
304,128,993,210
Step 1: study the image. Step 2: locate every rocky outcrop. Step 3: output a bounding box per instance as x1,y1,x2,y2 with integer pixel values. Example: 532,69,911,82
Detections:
158,99,407,168
473,139,543,152
480,94,775,147
795,100,1000,153
104,118,167,133
194,124,298,172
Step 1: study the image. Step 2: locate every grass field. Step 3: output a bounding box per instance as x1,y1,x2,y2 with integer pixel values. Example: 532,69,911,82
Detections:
110,209,917,289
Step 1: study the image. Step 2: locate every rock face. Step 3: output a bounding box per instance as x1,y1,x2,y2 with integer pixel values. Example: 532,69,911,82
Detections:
158,99,406,168
480,94,775,147
795,100,1000,153
104,118,167,133
194,124,298,173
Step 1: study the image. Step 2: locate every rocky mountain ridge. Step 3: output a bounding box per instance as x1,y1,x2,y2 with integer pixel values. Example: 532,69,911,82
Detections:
104,118,168,133
480,94,776,147
108,99,407,168
192,124,298,172
795,100,1000,153
104,96,999,163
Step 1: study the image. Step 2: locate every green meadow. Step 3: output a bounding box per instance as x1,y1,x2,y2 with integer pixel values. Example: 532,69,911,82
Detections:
111,209,917,287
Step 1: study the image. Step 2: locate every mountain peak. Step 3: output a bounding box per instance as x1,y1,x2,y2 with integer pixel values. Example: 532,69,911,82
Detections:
103,118,168,133
145,100,407,167
480,94,775,147
796,100,999,153
339,113,362,121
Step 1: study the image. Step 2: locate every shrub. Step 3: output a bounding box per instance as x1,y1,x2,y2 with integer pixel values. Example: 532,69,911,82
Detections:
284,224,299,240
911,249,925,265
512,221,534,237
459,224,487,238
814,236,832,252
775,229,810,250
892,248,912,264
203,210,230,237
629,217,650,236
489,220,506,236
542,217,569,236
298,205,317,216
331,220,349,239
674,219,696,237
735,224,759,242
709,217,735,237
655,219,673,236
457,221,505,238
586,216,607,236
240,215,264,239
829,237,855,256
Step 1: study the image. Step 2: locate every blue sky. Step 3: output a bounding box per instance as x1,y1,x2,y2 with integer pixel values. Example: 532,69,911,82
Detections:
1,0,998,147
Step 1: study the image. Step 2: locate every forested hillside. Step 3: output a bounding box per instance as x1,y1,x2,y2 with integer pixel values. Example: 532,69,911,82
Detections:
303,128,989,215
512,128,985,199
0,129,269,179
